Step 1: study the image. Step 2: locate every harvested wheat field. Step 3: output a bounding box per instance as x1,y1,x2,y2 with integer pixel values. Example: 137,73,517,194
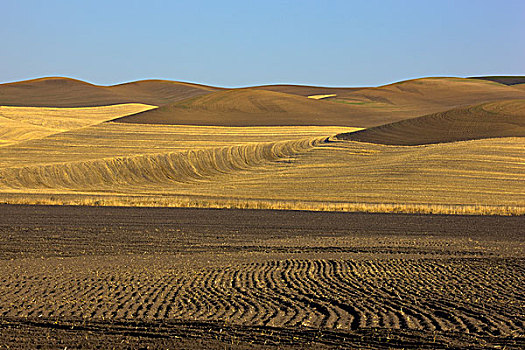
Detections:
0,122,522,214
0,104,155,145
0,75,524,349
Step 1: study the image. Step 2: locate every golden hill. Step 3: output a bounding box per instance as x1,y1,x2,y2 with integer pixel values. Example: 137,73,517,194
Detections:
337,99,525,145
113,89,380,127
0,77,217,107
0,104,155,146
184,136,525,212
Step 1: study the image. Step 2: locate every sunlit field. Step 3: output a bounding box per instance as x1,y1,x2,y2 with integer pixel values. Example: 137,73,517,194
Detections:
1,76,524,349
0,116,522,214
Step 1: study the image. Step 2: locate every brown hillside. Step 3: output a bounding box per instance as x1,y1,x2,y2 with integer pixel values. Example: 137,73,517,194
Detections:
336,99,525,145
255,78,525,109
113,89,381,127
254,84,363,96
250,78,525,127
0,77,216,107
309,78,525,127
109,80,218,105
332,77,525,107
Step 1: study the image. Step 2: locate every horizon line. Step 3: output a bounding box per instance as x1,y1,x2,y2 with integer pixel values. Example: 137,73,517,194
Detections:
1,74,524,89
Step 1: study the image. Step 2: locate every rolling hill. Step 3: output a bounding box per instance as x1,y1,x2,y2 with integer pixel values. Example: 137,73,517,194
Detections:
336,99,525,145
114,78,525,127
2,77,525,128
112,89,384,127
327,77,525,110
0,77,217,107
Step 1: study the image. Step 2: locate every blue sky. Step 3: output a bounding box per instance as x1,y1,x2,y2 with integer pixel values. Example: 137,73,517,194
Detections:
2,0,524,87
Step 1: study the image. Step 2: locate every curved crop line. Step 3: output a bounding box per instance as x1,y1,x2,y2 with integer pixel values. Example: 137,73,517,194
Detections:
0,137,324,190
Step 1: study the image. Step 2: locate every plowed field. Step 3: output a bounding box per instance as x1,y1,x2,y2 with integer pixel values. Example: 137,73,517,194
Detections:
0,205,523,349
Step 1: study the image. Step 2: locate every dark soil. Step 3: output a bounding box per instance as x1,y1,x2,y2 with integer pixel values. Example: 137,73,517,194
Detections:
0,205,523,349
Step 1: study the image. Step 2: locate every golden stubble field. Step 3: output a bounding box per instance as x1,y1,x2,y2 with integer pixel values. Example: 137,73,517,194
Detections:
0,104,155,145
0,117,523,215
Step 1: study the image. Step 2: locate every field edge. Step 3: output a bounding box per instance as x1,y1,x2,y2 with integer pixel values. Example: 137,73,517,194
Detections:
0,193,523,216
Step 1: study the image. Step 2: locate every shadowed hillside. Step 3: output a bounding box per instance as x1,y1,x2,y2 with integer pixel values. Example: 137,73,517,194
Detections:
113,89,381,127
470,76,525,86
0,77,217,107
336,99,525,145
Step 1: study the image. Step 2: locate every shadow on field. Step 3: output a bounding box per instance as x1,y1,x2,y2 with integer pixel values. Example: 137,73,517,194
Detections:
1,317,524,349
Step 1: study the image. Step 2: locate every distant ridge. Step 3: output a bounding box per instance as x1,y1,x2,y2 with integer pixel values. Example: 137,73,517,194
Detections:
336,99,525,145
0,78,365,107
0,77,218,107
2,77,525,128
114,77,525,127
470,76,525,86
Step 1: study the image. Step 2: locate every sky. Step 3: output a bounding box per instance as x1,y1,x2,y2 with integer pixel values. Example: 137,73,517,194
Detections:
2,0,524,87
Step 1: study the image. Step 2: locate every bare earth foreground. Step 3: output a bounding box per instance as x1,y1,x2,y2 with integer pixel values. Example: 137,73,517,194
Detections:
0,205,523,349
